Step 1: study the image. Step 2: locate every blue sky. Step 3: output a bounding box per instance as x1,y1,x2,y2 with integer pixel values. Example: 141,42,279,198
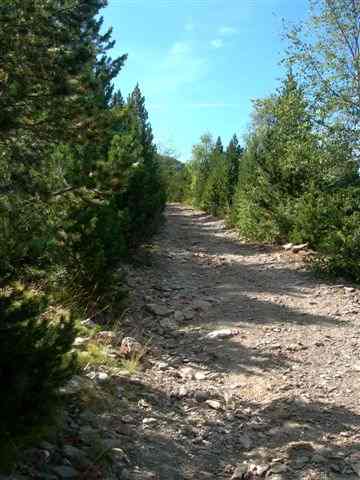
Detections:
102,0,308,161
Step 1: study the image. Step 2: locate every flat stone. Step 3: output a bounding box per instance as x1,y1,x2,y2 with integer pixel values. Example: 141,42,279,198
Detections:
179,366,196,379
156,361,169,370
193,300,211,311
194,370,208,380
312,453,327,464
52,465,79,478
111,447,130,464
94,371,109,383
146,304,172,316
194,390,209,402
174,311,185,322
205,399,222,410
102,438,123,449
143,417,157,426
205,328,240,339
63,445,90,468
292,243,308,253
73,336,89,347
270,463,288,474
60,375,88,395
178,385,188,397
352,363,360,372
122,414,135,424
183,309,194,320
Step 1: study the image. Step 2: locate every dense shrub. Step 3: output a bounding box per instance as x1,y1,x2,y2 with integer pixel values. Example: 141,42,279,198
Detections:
0,286,77,437
0,0,165,439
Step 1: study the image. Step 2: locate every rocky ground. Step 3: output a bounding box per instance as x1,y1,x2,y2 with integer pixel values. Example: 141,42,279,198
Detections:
6,204,360,480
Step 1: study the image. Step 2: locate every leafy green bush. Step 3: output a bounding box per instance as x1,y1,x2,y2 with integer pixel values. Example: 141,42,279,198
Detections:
315,213,360,282
0,196,58,278
124,161,166,248
0,285,77,437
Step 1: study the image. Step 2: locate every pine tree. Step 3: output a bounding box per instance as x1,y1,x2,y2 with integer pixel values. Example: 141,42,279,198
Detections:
0,285,76,437
285,0,360,160
214,136,224,154
0,0,128,275
226,134,243,205
111,89,125,108
190,133,214,207
124,84,165,245
0,0,127,195
233,72,319,241
128,83,155,161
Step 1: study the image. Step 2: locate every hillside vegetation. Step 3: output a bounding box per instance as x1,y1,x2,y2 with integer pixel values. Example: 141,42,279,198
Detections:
0,0,165,443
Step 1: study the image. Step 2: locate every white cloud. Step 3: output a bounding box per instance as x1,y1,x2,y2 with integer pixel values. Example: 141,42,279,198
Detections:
144,41,208,95
219,26,238,36
210,38,224,49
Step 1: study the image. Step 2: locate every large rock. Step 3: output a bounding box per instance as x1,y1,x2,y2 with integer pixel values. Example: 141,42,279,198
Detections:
60,375,90,395
73,336,90,347
52,465,79,478
145,303,172,317
205,328,240,340
63,445,90,469
174,311,185,322
291,243,309,253
193,300,211,311
119,337,144,358
205,399,222,410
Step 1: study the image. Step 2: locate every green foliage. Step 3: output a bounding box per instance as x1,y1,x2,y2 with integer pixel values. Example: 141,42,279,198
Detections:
316,214,360,282
285,0,360,159
296,188,360,281
226,134,243,206
231,69,360,281
178,48,360,282
202,152,229,216
184,133,243,216
232,73,325,242
0,285,77,438
0,0,165,440
158,154,189,202
124,160,166,247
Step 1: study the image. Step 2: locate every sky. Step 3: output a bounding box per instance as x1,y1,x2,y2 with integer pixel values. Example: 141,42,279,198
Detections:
102,0,309,161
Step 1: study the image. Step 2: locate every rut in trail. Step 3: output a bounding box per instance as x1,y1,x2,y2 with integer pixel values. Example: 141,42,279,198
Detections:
120,204,360,480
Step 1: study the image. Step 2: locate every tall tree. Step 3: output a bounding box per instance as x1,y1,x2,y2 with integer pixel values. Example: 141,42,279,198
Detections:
233,73,320,241
127,83,155,161
124,84,165,245
214,136,224,153
225,134,243,205
285,0,360,159
0,0,126,196
190,133,214,207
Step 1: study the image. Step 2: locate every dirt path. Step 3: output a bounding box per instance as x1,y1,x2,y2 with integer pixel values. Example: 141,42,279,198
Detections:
121,204,360,480
12,204,360,480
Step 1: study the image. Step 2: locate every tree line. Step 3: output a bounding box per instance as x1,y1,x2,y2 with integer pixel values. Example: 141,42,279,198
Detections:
0,0,165,442
170,0,360,282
